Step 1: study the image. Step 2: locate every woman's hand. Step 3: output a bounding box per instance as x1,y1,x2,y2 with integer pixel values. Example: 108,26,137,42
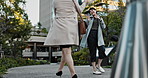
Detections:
85,0,96,4
93,13,100,19
84,0,89,3
84,0,90,4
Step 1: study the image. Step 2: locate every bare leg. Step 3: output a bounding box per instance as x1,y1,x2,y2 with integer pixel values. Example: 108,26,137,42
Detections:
96,59,105,73
58,52,66,71
96,59,103,67
92,62,97,71
62,47,76,76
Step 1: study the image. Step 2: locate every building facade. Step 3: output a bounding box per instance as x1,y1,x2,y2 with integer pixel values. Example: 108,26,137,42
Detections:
22,36,62,63
39,0,54,31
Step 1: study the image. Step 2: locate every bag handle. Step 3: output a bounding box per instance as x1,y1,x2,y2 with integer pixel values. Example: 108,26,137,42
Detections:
72,0,84,22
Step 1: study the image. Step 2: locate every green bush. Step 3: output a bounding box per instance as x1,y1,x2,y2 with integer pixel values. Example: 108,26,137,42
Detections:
27,60,37,65
26,60,34,65
38,60,49,64
15,57,27,66
72,48,90,65
0,57,50,75
35,61,41,65
0,58,18,75
0,66,6,74
57,58,61,63
0,58,18,69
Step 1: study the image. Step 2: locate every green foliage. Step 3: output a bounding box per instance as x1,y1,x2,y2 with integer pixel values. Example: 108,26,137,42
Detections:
35,60,49,64
26,59,36,65
103,7,126,46
0,57,50,75
102,65,112,68
41,28,48,34
0,58,19,69
72,48,90,65
0,0,32,57
108,50,116,65
15,57,27,66
0,66,6,75
37,22,42,29
57,58,61,62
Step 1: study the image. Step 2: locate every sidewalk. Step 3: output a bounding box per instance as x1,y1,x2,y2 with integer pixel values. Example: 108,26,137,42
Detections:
3,63,111,78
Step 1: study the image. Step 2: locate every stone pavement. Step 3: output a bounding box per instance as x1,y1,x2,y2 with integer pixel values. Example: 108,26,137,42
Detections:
3,63,112,78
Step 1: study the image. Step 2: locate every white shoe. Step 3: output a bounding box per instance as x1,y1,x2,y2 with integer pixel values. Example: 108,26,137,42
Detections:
97,67,105,73
93,71,101,75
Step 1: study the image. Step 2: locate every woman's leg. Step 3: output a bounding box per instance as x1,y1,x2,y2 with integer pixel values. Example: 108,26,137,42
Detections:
91,62,97,71
96,59,105,73
96,46,106,72
96,59,103,68
97,45,106,66
62,47,76,76
58,52,66,71
87,30,98,72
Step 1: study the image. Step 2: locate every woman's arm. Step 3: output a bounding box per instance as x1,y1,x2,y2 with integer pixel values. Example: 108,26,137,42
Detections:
94,14,106,29
99,18,106,29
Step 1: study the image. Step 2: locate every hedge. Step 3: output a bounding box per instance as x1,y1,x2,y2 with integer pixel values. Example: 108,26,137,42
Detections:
0,57,50,75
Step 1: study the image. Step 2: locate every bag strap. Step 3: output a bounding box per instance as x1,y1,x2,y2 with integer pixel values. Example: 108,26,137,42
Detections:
72,0,84,22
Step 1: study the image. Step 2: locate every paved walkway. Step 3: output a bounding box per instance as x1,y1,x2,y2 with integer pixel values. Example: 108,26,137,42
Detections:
3,63,111,78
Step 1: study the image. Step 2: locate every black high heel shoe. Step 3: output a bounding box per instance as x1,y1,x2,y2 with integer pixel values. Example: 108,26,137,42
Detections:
56,71,63,77
72,74,77,78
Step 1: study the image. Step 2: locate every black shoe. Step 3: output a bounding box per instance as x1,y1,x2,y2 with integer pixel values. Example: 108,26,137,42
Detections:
72,74,77,78
56,71,62,77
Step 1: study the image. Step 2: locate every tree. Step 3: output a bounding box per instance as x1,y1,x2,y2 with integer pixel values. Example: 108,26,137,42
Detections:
31,22,48,36
102,0,126,46
0,0,32,57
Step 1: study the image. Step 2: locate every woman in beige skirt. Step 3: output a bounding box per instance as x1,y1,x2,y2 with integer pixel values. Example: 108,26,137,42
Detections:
44,0,88,78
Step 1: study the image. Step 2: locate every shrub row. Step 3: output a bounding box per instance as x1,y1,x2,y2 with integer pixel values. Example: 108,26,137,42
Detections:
72,48,90,65
0,57,50,75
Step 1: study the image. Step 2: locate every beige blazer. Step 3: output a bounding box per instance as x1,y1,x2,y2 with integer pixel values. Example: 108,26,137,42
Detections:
44,0,86,46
